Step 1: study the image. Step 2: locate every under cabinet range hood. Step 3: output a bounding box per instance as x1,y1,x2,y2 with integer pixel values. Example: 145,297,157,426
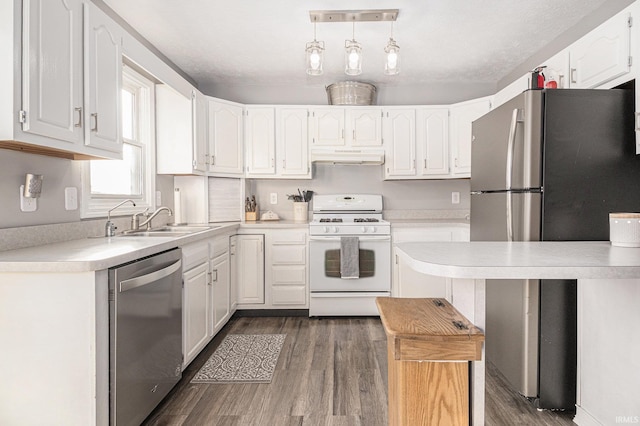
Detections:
310,148,385,165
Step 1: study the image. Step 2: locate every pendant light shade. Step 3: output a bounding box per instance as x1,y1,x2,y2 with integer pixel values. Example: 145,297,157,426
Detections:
305,21,324,76
384,22,400,75
345,22,362,76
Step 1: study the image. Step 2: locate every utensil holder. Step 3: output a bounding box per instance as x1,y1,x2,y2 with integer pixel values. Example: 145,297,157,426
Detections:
293,202,308,222
245,210,258,221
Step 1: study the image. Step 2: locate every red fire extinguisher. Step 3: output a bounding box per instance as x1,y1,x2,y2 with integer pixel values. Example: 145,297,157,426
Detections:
531,66,546,89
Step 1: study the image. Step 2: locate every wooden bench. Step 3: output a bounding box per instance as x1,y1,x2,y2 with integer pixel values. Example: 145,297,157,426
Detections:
376,297,485,426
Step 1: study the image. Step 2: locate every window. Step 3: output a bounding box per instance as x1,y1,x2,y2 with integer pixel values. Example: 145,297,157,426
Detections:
81,65,155,218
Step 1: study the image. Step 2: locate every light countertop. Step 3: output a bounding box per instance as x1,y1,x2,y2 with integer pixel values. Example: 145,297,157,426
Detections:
396,241,640,279
0,223,239,273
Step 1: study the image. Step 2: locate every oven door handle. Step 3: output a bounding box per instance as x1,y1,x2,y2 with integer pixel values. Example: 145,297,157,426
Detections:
309,235,391,242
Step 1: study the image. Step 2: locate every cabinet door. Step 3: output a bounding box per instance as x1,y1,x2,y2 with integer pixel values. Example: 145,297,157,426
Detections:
310,108,345,146
22,0,83,145
449,97,491,177
417,108,449,176
277,107,310,178
569,11,631,89
237,235,265,304
156,85,197,175
384,109,416,179
229,236,238,311
183,262,210,367
245,107,275,176
348,107,382,146
84,2,122,154
208,100,244,175
192,90,208,173
210,252,230,333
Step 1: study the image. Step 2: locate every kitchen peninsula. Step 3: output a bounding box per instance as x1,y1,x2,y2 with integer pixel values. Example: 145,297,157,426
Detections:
395,241,640,426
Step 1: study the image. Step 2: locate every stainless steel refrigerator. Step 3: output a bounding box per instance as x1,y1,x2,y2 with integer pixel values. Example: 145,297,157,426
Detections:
470,88,640,410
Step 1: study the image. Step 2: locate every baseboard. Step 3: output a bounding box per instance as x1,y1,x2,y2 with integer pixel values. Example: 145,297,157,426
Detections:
574,406,603,426
232,309,309,318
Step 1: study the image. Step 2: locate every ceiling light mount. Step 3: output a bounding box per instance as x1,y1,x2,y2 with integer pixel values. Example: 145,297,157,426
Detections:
309,9,398,23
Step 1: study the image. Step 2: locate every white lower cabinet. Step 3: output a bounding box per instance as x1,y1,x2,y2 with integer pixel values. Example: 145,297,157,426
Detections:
236,234,265,304
181,241,210,368
392,225,469,300
229,235,238,311
269,229,308,307
209,236,230,335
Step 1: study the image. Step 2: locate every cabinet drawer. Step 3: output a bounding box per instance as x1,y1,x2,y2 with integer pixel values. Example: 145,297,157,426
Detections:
182,241,209,271
272,265,306,285
209,236,229,259
272,285,307,305
272,245,306,264
271,230,307,245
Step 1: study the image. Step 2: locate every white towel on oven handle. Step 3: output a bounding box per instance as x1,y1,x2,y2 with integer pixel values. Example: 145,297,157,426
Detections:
340,236,360,279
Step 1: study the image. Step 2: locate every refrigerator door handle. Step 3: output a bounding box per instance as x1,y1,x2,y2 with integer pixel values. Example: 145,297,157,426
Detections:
506,108,524,190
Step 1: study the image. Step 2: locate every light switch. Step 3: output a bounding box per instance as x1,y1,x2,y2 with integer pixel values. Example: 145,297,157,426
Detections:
64,187,78,210
270,193,278,204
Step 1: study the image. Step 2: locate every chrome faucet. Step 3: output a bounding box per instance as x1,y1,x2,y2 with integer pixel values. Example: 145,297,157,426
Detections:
105,199,136,237
131,208,149,231
138,206,173,231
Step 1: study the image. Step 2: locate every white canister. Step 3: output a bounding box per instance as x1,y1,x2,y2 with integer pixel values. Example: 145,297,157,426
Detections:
293,202,308,222
609,213,640,247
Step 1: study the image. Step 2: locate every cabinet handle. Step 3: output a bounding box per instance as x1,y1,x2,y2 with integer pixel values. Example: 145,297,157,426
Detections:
341,129,344,140
211,155,215,165
353,129,356,140
271,158,275,168
283,160,286,169
570,68,577,84
74,107,82,128
424,159,427,169
212,269,218,282
90,113,98,132
207,271,213,285
454,158,459,167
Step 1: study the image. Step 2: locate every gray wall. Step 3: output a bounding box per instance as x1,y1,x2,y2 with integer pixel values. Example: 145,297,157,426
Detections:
249,164,470,220
0,149,175,229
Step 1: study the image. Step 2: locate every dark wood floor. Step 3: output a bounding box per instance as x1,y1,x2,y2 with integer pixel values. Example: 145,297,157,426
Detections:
144,316,575,426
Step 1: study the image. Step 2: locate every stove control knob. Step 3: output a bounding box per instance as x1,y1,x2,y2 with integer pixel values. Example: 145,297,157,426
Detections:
333,226,340,233
323,226,329,233
361,226,367,233
369,227,376,233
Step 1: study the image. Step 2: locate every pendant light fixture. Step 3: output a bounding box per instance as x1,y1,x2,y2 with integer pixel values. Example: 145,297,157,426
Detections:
305,18,324,76
307,9,398,76
384,22,400,75
344,21,362,76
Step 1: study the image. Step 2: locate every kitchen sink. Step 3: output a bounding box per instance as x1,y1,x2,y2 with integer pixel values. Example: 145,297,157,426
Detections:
119,225,217,237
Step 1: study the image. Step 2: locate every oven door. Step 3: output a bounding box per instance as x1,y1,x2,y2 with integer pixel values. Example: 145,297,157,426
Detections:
309,235,391,292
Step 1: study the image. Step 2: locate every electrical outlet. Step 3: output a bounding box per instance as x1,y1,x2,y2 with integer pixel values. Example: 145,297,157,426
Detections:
19,185,37,212
64,187,78,210
270,193,278,204
451,191,460,204
156,191,162,205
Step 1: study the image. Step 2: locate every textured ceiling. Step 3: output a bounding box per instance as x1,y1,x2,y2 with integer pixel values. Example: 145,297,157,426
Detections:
103,0,612,100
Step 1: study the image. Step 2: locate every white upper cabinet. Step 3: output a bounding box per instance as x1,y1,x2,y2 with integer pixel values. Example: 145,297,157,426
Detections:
6,0,122,159
84,1,122,154
245,106,276,176
156,88,208,175
348,107,383,147
309,106,382,148
417,108,449,177
384,108,416,178
276,107,311,178
208,100,244,176
309,107,345,146
192,90,208,172
449,97,492,177
22,0,84,146
568,9,631,89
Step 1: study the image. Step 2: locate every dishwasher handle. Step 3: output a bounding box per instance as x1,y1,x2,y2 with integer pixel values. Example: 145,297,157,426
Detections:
120,259,182,293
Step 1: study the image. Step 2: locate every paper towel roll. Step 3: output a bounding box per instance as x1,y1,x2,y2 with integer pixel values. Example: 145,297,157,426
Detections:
174,188,183,224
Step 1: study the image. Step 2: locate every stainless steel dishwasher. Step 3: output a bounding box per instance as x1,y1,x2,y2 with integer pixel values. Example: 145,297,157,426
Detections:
109,248,182,426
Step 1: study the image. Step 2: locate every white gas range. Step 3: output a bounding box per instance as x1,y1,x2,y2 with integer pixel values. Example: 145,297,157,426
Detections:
308,194,391,316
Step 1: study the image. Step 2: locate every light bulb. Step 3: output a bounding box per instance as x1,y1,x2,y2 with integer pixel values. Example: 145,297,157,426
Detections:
387,52,398,69
348,50,359,68
310,51,320,69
